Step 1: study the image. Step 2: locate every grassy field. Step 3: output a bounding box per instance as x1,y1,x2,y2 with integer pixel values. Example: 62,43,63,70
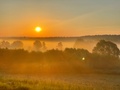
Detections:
0,74,120,90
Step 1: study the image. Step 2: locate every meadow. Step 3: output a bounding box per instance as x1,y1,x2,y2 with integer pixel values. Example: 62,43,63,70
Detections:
0,74,120,90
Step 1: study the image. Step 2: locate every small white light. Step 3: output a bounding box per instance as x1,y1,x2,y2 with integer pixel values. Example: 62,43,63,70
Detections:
82,57,85,61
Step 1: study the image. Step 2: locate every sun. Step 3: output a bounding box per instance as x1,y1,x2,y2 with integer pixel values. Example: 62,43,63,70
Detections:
35,26,42,32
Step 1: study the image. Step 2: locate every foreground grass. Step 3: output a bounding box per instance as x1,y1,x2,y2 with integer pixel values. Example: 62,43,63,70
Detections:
0,79,82,90
0,74,120,90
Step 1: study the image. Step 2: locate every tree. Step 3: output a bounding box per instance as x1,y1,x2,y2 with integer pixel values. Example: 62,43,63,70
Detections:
42,42,47,51
0,41,10,49
33,40,42,51
92,40,120,57
11,41,23,49
57,42,63,50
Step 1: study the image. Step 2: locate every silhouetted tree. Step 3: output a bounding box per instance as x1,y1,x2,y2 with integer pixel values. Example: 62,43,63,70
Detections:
42,42,47,51
57,42,63,50
33,40,42,51
11,41,23,49
0,41,10,49
92,40,120,58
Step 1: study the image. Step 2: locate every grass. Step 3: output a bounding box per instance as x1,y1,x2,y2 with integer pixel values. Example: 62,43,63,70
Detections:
0,74,120,90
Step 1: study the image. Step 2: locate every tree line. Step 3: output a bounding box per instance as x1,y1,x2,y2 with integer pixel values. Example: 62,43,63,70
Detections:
0,40,63,51
0,40,120,70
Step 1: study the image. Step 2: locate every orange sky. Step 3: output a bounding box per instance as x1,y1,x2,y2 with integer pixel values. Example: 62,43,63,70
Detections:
0,0,120,37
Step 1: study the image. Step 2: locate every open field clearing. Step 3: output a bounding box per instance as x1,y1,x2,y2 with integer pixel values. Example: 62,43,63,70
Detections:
0,74,120,90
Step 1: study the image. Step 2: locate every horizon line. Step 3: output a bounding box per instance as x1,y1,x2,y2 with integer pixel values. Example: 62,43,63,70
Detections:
0,34,120,38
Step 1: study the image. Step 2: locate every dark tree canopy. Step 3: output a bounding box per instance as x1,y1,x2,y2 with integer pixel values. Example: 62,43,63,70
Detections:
11,41,23,49
57,42,63,50
92,40,120,57
33,40,42,51
42,42,47,51
0,41,10,49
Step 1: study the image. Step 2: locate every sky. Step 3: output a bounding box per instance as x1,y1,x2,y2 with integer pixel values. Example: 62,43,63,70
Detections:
0,0,120,37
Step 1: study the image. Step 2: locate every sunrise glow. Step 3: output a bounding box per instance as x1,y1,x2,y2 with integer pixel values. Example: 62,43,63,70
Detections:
35,27,42,32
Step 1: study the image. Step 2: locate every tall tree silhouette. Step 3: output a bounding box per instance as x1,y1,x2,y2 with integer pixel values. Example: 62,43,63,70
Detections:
33,40,42,51
57,42,63,50
11,41,23,49
93,40,120,58
0,41,10,49
42,42,47,51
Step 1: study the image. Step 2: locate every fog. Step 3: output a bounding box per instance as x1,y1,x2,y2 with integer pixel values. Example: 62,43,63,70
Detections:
0,38,75,51
1,37,120,53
